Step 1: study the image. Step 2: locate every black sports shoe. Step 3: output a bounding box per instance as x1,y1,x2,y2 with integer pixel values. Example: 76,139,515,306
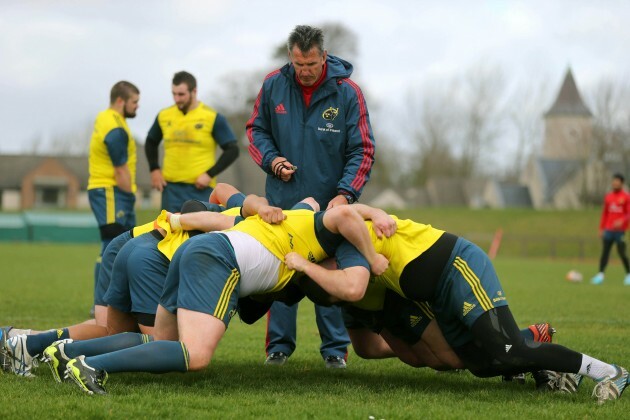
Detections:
324,355,347,369
532,370,559,391
264,352,288,366
42,339,73,383
65,355,108,395
502,373,526,384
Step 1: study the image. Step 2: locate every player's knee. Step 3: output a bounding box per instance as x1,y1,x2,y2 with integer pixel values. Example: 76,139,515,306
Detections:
187,351,212,371
349,334,385,359
350,339,374,359
400,355,427,368
299,197,320,212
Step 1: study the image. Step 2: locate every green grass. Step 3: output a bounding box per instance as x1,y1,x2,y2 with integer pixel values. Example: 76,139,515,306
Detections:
1,241,629,418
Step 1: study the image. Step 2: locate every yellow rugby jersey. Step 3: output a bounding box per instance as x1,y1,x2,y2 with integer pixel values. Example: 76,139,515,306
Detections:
221,207,241,216
156,208,240,260
157,102,219,185
226,210,331,292
369,216,445,297
132,219,162,237
88,108,137,192
351,281,387,311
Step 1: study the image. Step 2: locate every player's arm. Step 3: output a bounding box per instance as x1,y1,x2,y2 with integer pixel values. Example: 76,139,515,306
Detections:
145,115,167,191
322,205,388,275
286,252,369,302
209,183,241,205
206,114,239,178
331,82,375,208
113,164,132,193
241,194,286,224
104,127,133,193
168,211,235,232
350,203,397,238
195,114,240,188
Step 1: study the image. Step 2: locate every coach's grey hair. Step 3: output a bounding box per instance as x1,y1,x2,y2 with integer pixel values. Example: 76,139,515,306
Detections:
287,25,325,55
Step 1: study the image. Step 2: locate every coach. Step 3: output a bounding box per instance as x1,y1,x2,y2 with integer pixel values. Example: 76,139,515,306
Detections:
247,25,375,368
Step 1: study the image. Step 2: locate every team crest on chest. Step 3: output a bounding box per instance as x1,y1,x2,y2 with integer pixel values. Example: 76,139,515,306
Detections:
322,107,339,121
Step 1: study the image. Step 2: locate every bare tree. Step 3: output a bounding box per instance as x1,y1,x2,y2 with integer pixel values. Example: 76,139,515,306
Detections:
589,78,630,161
402,84,459,186
586,78,630,202
457,65,505,177
48,120,93,156
207,69,267,143
506,78,549,180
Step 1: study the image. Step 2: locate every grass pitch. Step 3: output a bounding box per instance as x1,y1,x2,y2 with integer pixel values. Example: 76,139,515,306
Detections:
1,240,629,418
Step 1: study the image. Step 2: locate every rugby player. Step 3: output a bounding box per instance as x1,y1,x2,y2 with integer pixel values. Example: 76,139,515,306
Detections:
54,201,391,394
2,185,245,377
283,203,629,404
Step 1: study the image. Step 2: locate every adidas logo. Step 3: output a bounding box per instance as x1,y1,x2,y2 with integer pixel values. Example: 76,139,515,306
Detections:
505,344,512,353
409,315,422,328
275,103,287,114
56,329,64,339
462,301,476,316
586,363,591,374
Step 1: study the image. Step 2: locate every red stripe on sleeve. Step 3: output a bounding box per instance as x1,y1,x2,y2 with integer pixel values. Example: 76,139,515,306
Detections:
246,87,264,165
341,79,374,192
246,69,281,166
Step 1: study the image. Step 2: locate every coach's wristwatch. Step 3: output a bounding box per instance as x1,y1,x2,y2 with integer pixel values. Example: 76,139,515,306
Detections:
339,190,356,204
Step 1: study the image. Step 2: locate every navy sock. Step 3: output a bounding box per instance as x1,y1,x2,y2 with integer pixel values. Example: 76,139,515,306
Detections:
26,328,70,356
520,328,534,341
86,340,189,374
64,332,152,359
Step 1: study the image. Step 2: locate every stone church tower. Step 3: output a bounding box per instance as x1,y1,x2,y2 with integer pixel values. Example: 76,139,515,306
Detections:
542,69,593,159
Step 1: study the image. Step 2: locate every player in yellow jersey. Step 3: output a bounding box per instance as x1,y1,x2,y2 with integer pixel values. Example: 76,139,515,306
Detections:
284,203,630,404
145,71,239,212
87,81,140,312
3,185,244,378
58,198,391,395
36,186,248,381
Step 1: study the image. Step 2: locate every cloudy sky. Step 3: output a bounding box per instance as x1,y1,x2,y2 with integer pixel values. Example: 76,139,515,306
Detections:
1,0,629,155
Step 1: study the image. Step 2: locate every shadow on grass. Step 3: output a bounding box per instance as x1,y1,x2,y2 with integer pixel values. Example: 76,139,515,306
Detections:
109,360,527,399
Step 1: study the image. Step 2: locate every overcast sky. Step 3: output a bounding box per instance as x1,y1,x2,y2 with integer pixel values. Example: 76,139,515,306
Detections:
1,0,629,155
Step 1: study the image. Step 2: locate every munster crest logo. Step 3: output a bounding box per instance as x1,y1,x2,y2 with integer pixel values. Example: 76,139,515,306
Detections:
322,106,339,121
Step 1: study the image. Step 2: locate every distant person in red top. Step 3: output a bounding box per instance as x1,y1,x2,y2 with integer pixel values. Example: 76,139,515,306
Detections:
591,173,630,285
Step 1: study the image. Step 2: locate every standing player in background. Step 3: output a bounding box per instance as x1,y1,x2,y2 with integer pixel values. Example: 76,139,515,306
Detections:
145,71,239,212
591,173,630,285
87,81,140,308
247,25,375,368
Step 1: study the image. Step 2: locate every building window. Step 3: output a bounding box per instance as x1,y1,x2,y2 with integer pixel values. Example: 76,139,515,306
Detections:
33,176,70,209
35,187,67,208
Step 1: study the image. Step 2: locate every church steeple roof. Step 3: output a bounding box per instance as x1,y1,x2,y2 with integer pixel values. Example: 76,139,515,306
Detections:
545,68,592,117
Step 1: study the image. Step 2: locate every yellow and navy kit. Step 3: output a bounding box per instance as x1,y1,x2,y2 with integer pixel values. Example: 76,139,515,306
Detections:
342,283,435,345
336,216,445,297
227,210,342,292
153,207,242,260
146,102,235,186
88,108,137,192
